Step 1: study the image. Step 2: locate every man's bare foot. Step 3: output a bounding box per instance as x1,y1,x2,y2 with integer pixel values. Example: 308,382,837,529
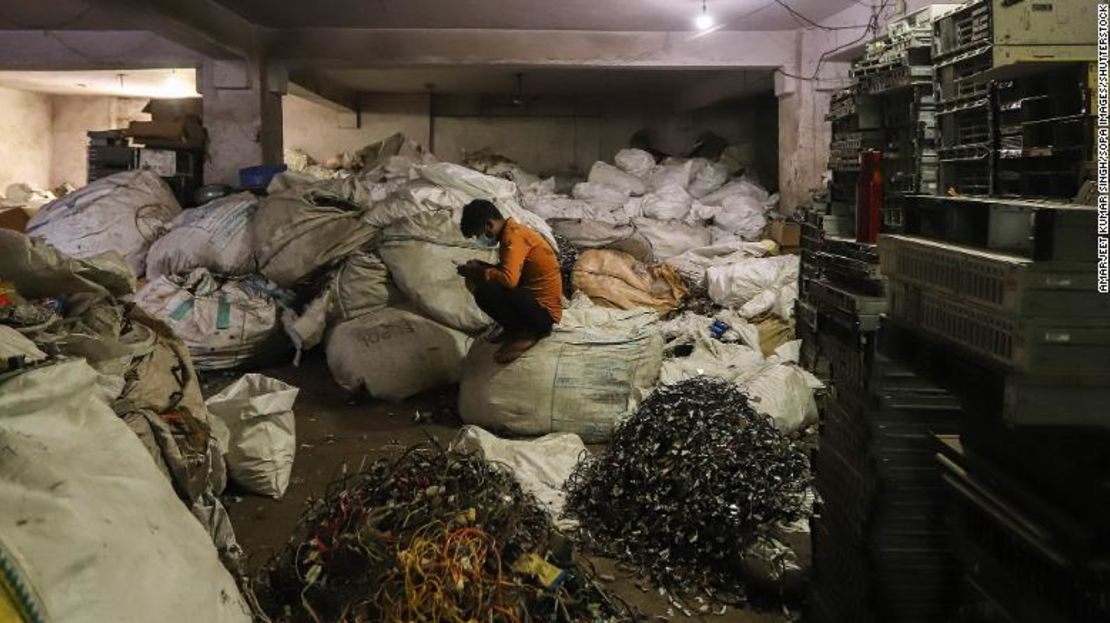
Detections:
495,336,538,364
487,327,510,344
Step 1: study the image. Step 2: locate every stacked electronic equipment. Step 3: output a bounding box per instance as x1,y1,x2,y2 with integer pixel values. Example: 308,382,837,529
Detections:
889,2,1107,620
933,0,1097,197
804,10,970,622
803,232,967,622
808,1,1107,620
825,86,880,238
852,4,956,231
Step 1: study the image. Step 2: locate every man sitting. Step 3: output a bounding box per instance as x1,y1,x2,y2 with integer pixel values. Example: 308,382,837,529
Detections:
455,199,562,364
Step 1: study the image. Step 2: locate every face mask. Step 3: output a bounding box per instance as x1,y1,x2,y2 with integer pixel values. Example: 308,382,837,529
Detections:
476,233,497,247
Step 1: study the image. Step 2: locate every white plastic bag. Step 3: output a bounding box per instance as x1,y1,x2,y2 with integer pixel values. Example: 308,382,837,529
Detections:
714,194,768,240
450,425,586,524
417,162,556,250
633,217,713,260
706,255,800,317
572,182,631,210
26,170,180,275
251,188,377,287
146,192,258,280
0,359,251,623
700,177,770,206
134,268,285,370
646,160,694,191
665,240,774,286
587,161,648,196
206,374,299,499
614,148,656,177
458,296,663,442
378,210,497,333
326,307,471,401
639,185,693,221
688,161,730,198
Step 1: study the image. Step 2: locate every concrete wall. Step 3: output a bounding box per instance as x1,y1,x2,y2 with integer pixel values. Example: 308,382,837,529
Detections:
0,86,53,192
50,96,149,187
282,92,778,187
283,93,430,164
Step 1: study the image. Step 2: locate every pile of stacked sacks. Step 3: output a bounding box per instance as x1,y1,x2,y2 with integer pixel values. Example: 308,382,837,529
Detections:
2,133,820,613
13,132,815,440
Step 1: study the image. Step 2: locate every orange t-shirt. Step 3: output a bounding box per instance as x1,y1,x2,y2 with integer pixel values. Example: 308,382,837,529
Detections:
481,218,563,323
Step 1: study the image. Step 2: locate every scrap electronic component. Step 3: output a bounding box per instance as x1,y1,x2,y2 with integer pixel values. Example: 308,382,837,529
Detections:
564,378,812,607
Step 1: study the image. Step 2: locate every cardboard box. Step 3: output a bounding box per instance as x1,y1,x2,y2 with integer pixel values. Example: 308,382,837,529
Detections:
0,206,34,233
127,118,206,147
770,221,801,248
143,98,203,121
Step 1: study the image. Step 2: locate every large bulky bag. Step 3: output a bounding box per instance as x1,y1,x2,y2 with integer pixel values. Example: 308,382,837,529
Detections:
572,182,630,210
0,229,135,301
378,210,497,333
658,336,815,433
572,249,688,312
706,255,800,318
0,325,46,362
549,218,636,248
450,425,586,524
362,180,463,228
614,148,656,177
638,184,693,220
326,307,471,401
251,187,377,287
633,217,713,260
145,192,258,280
700,177,770,206
524,196,606,222
417,163,556,249
458,296,663,442
688,161,730,198
25,170,180,275
587,161,648,196
665,240,774,286
206,374,299,499
646,159,694,191
328,251,401,321
0,359,251,623
134,268,286,370
281,252,402,358
714,194,768,240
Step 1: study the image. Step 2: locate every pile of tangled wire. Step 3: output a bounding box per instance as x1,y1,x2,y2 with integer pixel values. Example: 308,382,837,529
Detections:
669,282,718,318
552,233,580,298
258,442,630,622
564,378,812,605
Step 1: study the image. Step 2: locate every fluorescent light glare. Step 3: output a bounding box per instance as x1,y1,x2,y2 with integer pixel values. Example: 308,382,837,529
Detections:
695,12,714,30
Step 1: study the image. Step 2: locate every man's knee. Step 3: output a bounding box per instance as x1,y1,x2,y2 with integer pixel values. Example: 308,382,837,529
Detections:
473,280,506,302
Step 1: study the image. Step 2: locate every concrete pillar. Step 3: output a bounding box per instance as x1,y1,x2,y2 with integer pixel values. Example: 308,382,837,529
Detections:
776,30,853,213
199,58,286,186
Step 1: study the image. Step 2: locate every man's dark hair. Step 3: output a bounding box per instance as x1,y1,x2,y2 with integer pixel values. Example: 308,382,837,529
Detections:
460,199,503,237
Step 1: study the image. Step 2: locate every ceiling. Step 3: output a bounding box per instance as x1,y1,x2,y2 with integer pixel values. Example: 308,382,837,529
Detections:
0,68,198,97
213,0,859,31
316,67,773,96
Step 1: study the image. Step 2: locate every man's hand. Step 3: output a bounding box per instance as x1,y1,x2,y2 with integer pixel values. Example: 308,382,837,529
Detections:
456,260,485,279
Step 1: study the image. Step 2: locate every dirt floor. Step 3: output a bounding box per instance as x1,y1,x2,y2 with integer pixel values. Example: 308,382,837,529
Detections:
211,354,790,622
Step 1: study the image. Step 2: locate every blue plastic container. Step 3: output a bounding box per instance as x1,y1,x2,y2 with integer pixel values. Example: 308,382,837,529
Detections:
239,164,287,189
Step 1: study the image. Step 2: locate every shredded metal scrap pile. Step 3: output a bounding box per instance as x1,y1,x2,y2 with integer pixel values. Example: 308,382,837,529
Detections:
259,443,629,622
564,378,811,605
553,233,580,298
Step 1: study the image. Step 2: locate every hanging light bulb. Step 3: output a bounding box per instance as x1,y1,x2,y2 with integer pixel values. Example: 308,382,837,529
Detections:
161,68,193,97
695,0,714,30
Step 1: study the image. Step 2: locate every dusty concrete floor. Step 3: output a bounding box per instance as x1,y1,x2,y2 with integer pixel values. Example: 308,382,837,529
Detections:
209,353,789,623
